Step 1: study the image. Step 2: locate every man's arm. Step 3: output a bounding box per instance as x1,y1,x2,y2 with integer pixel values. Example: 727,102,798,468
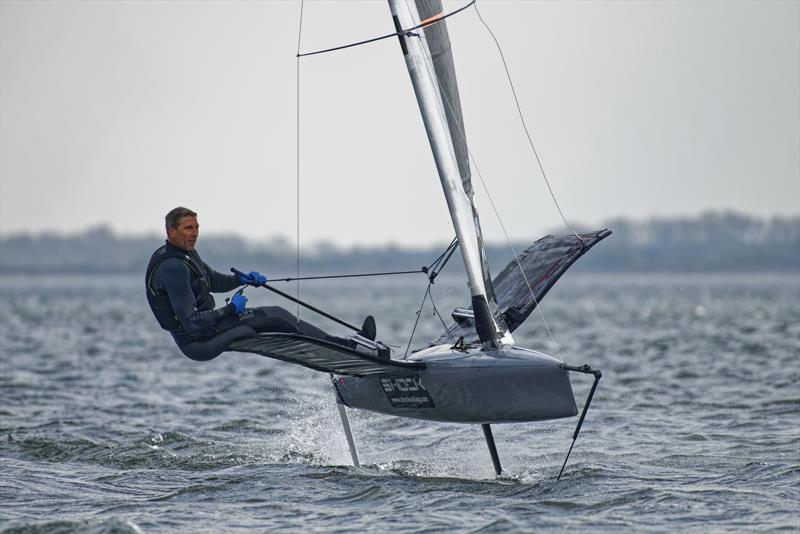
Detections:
156,259,232,336
203,261,242,293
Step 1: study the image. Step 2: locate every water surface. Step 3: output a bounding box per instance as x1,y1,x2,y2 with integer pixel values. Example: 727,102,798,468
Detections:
1,272,798,532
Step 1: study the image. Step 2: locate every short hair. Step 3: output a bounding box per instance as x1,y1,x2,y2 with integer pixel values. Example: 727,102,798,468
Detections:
165,207,197,232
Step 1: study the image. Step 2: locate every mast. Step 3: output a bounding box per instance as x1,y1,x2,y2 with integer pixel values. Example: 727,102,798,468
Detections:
388,0,501,347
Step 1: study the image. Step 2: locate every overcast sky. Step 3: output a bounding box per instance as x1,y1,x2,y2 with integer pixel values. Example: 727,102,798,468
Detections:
1,0,798,247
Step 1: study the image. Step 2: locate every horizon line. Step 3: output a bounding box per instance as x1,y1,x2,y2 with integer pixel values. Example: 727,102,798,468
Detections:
1,208,798,245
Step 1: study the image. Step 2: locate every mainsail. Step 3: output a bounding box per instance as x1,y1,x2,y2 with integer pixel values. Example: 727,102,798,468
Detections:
391,0,506,345
431,230,612,346
414,0,471,196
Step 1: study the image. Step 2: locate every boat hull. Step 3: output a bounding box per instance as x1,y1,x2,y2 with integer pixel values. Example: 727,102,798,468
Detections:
333,345,578,424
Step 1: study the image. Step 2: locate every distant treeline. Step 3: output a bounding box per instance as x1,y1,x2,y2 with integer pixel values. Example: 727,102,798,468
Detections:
1,211,797,274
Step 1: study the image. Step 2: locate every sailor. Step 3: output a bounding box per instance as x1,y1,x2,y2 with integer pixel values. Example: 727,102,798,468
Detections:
145,206,377,361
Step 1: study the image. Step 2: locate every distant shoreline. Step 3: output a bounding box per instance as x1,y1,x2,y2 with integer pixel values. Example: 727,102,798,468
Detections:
1,211,797,274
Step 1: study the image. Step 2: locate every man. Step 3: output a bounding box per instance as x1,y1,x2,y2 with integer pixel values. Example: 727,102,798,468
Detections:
146,206,377,361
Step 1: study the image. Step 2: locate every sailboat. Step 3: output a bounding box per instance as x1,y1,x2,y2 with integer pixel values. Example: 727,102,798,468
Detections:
229,0,610,476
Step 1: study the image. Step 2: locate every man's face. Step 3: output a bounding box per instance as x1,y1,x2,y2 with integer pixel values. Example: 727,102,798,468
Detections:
167,216,199,252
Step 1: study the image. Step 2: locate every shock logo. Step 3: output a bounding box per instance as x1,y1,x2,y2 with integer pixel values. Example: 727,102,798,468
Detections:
380,375,435,408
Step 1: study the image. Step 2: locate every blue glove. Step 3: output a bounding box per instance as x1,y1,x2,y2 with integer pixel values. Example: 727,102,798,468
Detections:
238,270,267,286
230,292,248,315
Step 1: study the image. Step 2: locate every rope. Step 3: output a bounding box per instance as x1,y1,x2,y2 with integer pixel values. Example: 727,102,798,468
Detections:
403,238,459,357
404,285,431,358
427,237,459,282
297,0,476,58
471,2,586,360
473,1,583,244
263,238,456,284
427,288,453,341
295,0,304,324
267,268,428,283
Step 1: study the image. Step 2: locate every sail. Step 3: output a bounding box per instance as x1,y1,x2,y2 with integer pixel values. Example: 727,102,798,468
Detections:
430,229,612,346
414,0,471,196
392,0,505,344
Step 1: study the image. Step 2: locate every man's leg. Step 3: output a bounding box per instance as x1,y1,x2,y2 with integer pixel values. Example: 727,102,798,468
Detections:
229,306,348,343
221,307,388,358
177,325,256,361
248,306,330,337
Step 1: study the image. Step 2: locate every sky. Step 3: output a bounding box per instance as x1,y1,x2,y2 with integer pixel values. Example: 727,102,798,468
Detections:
1,0,798,247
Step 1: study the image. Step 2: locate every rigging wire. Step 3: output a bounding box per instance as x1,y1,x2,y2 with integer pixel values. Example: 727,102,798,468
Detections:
297,0,476,58
427,289,453,343
473,1,583,244
295,0,305,323
405,285,432,358
428,237,459,278
267,269,428,283
404,238,459,358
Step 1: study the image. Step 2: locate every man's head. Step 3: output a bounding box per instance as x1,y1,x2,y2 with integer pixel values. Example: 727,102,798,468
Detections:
165,207,199,252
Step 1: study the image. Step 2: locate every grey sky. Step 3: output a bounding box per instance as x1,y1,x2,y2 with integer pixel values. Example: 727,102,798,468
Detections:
1,0,798,247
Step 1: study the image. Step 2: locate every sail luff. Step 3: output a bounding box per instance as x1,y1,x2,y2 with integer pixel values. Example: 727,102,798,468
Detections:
388,0,501,346
414,0,472,195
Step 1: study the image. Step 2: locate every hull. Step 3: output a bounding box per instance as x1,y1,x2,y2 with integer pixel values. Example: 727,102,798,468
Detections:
334,344,578,424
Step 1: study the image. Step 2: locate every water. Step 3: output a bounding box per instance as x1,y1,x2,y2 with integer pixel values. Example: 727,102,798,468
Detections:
1,272,798,533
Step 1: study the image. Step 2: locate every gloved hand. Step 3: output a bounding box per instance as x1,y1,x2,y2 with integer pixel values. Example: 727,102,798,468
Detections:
238,270,267,286
230,292,248,316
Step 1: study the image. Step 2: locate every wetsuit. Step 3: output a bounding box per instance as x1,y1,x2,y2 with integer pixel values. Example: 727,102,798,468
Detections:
145,241,339,361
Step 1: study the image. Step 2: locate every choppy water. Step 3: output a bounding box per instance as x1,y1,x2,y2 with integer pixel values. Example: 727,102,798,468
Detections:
1,272,798,533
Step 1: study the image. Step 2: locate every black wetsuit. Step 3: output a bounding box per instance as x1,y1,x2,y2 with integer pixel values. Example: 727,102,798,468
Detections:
145,241,338,361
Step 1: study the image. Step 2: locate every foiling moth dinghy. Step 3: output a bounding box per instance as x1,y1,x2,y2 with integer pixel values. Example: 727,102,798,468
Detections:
230,230,607,476
230,0,609,477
